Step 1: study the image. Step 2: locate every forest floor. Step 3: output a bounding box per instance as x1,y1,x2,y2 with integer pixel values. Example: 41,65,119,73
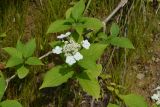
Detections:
126,32,160,106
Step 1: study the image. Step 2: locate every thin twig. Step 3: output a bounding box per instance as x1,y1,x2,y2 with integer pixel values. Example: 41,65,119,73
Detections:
90,98,95,107
103,0,128,23
39,51,53,60
5,74,17,90
103,0,128,32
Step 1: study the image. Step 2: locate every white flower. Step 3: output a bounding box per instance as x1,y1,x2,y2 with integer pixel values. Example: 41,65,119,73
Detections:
151,94,159,101
57,34,67,39
57,32,71,39
66,55,76,65
52,46,62,54
73,52,83,61
65,32,71,36
81,40,90,49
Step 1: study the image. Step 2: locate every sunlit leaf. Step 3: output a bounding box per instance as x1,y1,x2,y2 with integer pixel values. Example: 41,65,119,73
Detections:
81,17,103,30
40,66,74,89
6,57,23,68
0,100,22,107
120,94,148,107
17,66,29,79
71,0,85,20
77,71,100,99
110,23,119,37
78,43,107,70
107,103,120,107
25,57,43,65
0,72,6,101
23,38,36,58
47,20,71,34
3,47,22,58
108,37,134,49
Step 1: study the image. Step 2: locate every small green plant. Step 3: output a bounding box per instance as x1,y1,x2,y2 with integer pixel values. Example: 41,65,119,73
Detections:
3,38,43,79
40,0,135,102
0,72,22,107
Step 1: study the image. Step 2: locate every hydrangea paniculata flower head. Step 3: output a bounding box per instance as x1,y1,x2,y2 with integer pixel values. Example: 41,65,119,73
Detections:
63,39,81,56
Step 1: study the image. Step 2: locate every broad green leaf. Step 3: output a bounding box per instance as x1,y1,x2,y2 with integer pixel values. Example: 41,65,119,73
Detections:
110,23,119,37
0,72,6,101
0,33,7,38
17,66,29,79
6,57,23,68
120,94,148,107
66,7,73,19
16,40,25,55
75,25,84,36
47,20,71,34
40,66,74,89
72,32,83,43
107,103,120,107
25,57,43,65
0,100,22,107
81,17,103,30
77,71,100,99
78,44,107,70
3,47,22,58
109,37,134,49
23,38,36,58
84,64,102,78
71,0,85,20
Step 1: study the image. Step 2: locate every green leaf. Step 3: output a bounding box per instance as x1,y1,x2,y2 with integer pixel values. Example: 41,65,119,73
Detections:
109,37,134,49
66,7,73,19
0,100,22,107
6,57,23,68
0,72,6,101
81,17,103,30
78,44,107,70
3,47,22,58
23,38,36,58
47,20,71,34
84,64,102,78
77,71,100,99
16,40,25,55
107,103,120,107
110,23,120,37
25,57,43,65
71,0,85,20
0,33,7,38
40,66,74,89
120,94,148,107
17,66,29,79
75,25,84,36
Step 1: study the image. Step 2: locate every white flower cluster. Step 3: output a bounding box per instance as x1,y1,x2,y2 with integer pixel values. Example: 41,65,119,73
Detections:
151,86,160,105
57,32,71,39
52,32,91,65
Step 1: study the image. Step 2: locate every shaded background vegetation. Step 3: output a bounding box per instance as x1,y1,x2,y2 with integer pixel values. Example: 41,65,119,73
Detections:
0,0,160,106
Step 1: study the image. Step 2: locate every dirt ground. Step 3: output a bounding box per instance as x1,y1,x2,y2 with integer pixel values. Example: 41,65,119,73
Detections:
126,33,160,106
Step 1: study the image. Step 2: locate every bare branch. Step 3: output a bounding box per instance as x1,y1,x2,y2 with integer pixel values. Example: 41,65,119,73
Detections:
39,51,53,60
103,0,128,23
5,74,17,90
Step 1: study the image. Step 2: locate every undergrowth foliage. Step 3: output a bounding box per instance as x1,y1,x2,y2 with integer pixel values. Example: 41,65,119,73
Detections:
0,0,150,107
